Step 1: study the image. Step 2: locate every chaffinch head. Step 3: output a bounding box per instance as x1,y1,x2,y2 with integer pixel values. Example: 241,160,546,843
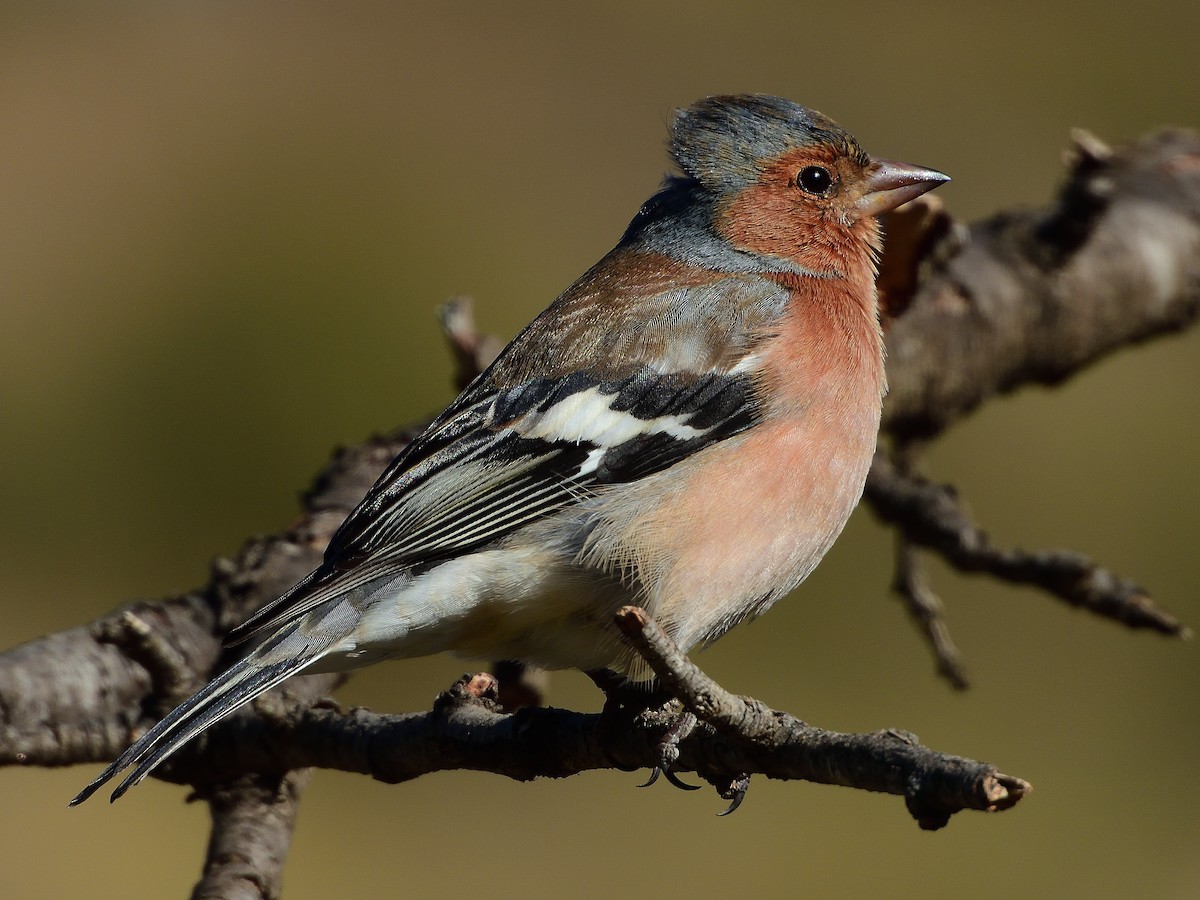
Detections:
73,94,948,804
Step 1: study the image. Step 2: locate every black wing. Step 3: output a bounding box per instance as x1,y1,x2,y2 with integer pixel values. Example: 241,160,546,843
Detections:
224,364,760,644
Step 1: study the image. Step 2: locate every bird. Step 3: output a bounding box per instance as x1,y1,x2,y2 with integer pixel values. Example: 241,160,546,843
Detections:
72,94,948,805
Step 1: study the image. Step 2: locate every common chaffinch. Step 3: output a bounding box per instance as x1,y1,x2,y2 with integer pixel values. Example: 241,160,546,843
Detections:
73,94,948,804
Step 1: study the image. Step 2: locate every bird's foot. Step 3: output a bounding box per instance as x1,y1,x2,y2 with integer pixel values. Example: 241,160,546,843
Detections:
637,710,701,791
588,668,698,787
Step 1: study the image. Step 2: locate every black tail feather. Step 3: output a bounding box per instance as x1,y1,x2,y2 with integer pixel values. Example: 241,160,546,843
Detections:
70,654,316,806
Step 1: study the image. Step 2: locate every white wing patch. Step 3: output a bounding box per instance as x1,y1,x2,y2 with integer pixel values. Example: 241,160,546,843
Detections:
512,385,709,447
728,351,763,376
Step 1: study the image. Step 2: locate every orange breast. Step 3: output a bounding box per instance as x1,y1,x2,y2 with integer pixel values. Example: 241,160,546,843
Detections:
601,277,885,650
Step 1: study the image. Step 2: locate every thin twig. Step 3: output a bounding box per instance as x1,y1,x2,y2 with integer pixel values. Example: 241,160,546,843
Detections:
865,450,1188,636
892,538,970,689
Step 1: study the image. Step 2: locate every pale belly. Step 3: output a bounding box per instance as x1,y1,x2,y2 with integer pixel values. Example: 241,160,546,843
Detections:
331,541,638,673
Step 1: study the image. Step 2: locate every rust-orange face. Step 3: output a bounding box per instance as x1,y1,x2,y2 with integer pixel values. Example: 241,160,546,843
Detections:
716,143,949,278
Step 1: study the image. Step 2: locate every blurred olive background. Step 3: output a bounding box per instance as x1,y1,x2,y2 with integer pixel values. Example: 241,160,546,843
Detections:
2,3,1198,898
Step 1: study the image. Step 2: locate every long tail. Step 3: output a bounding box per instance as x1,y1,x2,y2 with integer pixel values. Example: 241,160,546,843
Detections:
70,637,330,806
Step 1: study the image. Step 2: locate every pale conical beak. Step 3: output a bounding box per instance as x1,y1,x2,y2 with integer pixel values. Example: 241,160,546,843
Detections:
855,159,950,219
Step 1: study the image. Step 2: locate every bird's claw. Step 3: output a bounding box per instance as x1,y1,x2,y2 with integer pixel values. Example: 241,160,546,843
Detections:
716,773,752,816
663,767,702,791
637,761,703,791
637,710,701,790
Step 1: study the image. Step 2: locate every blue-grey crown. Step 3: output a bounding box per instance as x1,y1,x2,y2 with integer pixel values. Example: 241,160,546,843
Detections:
668,94,865,191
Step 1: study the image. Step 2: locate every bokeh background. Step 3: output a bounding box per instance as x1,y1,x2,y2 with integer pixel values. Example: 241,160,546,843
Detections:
2,3,1198,898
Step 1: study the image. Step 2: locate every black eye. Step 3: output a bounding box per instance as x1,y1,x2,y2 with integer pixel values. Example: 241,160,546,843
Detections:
796,166,833,195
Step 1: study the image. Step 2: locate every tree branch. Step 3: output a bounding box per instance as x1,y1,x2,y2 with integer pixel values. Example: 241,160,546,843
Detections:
864,127,1200,679
191,771,309,900
865,448,1187,636
112,608,1025,836
880,127,1200,442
